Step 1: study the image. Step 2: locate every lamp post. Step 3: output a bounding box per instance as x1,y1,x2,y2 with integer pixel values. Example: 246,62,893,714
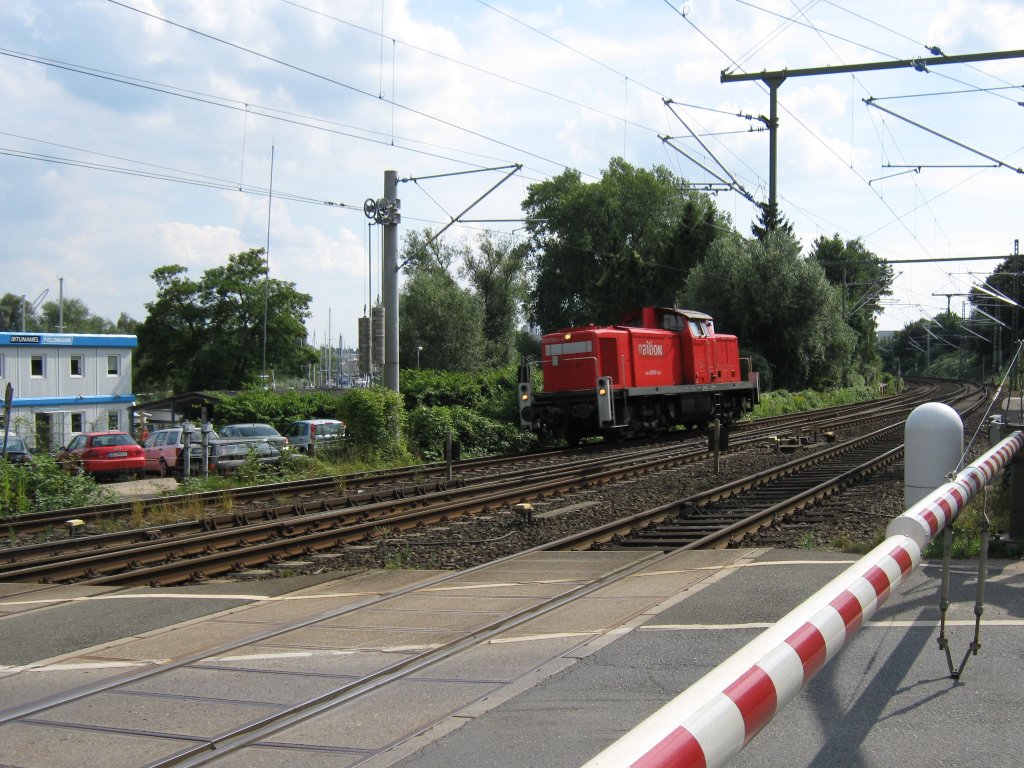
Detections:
416,346,423,369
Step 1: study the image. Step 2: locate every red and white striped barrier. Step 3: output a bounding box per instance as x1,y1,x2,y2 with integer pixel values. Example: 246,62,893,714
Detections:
887,430,1024,551
583,430,1024,768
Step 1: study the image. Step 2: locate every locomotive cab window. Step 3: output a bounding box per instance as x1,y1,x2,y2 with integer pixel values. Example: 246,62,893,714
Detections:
689,320,709,337
660,313,684,331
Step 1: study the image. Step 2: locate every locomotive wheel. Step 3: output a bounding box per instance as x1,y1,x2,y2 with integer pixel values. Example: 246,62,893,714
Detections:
564,425,581,447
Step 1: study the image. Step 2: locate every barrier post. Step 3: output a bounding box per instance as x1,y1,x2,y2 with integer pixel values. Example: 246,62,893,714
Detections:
582,429,1024,768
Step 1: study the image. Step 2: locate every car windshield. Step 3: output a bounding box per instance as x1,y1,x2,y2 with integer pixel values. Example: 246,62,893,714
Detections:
3,437,27,452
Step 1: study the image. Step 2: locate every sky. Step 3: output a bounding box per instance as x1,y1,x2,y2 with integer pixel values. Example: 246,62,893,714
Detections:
2,0,1022,351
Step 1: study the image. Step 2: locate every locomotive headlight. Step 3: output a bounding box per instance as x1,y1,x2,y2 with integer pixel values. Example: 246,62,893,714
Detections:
521,393,530,401
598,386,607,396
564,333,572,340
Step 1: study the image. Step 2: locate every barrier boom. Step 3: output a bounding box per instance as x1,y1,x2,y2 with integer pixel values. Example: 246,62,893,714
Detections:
583,430,1024,768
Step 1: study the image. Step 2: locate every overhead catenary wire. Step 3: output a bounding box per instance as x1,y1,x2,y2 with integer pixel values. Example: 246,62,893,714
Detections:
106,0,578,175
0,48,548,178
278,0,666,142
737,0,1024,105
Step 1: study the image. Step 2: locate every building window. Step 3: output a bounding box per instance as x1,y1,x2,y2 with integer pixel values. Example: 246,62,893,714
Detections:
70,355,85,377
31,355,45,377
107,411,120,430
71,412,84,433
107,355,120,376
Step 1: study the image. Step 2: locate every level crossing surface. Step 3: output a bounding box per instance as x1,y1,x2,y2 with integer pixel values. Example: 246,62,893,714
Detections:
0,549,1021,767
387,550,1024,768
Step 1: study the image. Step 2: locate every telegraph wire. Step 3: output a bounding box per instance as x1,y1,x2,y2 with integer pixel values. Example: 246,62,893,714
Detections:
278,0,665,141
107,0,578,175
663,3,939,259
732,0,898,62
822,0,1024,97
0,48,555,183
0,146,359,210
739,0,1024,105
782,0,964,265
733,0,818,70
473,0,661,98
869,84,1024,101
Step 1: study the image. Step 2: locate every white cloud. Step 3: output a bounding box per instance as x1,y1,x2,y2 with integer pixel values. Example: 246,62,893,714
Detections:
1,0,1021,343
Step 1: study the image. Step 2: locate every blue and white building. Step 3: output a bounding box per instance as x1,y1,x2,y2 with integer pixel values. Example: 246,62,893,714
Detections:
0,332,137,451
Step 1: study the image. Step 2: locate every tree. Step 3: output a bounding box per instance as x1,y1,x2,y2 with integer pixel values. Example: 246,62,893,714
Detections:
682,229,857,390
135,248,315,392
891,312,962,374
459,232,530,367
398,231,486,372
38,298,118,333
968,253,1024,362
0,293,35,331
750,200,794,242
522,157,724,332
0,293,133,334
809,235,893,377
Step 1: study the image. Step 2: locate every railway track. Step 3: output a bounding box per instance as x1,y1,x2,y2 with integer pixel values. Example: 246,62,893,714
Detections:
0,380,975,586
4,379,938,541
552,380,987,554
0,381,998,768
0,424,843,585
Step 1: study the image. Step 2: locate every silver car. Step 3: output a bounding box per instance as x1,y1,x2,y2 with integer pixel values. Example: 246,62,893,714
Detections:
285,419,346,454
218,423,288,449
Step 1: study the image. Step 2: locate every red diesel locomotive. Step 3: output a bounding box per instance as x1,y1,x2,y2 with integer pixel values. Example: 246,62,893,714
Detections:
518,307,759,442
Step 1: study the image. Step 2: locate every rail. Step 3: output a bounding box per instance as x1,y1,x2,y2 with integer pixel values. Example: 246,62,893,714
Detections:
581,429,1024,768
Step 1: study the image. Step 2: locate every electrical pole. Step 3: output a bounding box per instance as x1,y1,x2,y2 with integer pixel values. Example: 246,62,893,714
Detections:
383,170,400,392
721,49,1024,220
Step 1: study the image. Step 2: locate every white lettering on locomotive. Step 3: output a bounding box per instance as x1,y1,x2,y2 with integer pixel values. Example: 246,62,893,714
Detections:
637,340,664,356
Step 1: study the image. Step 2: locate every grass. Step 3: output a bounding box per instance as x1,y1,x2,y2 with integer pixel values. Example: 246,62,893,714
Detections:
383,543,412,569
747,384,886,421
924,485,1010,560
796,531,818,549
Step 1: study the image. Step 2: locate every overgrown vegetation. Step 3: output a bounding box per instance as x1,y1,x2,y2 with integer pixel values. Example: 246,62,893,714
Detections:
0,455,116,516
746,381,896,420
924,481,1014,559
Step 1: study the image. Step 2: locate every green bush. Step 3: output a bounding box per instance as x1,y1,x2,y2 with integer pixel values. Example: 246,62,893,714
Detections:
407,404,537,460
0,455,115,517
215,389,344,432
338,387,410,464
400,366,521,423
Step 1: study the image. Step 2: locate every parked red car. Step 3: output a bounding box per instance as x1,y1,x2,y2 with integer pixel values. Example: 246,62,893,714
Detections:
58,431,145,479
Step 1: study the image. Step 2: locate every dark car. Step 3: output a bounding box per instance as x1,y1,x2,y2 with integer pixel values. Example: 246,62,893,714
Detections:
57,431,145,479
219,423,289,449
185,438,284,476
1,435,33,463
